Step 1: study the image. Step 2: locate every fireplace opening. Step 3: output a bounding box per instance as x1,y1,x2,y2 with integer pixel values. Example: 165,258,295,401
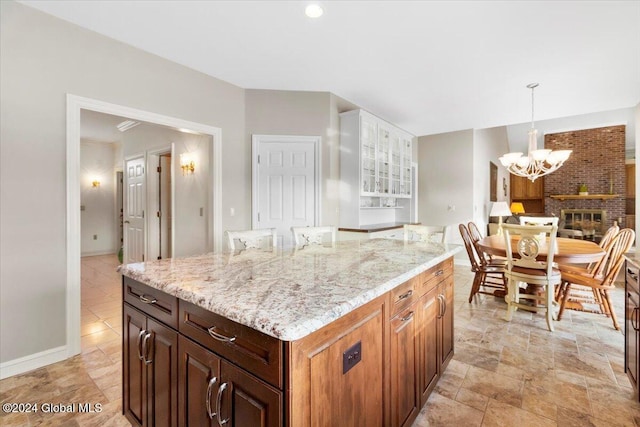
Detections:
559,209,607,240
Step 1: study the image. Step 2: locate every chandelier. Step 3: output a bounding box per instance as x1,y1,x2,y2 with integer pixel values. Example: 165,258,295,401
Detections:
499,83,572,182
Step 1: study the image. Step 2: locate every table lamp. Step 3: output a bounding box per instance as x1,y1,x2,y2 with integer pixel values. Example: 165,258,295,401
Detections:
490,201,512,235
510,202,525,215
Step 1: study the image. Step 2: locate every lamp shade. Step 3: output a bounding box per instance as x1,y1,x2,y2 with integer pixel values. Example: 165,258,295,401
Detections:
490,201,512,217
510,202,525,214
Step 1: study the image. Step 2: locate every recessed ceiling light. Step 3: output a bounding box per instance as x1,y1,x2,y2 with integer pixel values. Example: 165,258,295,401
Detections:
305,4,323,18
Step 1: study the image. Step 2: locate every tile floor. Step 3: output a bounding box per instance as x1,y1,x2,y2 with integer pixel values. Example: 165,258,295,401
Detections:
1,254,639,426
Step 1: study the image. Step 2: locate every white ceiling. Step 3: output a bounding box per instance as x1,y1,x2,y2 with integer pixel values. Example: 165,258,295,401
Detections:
22,1,640,137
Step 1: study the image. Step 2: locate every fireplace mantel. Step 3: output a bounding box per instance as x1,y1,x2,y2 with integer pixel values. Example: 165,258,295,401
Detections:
550,194,619,201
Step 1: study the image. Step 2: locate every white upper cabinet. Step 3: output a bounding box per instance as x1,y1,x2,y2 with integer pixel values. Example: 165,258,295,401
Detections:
341,109,413,200
339,109,414,228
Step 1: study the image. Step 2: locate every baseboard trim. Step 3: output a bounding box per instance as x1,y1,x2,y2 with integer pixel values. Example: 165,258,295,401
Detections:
0,345,68,380
81,250,117,257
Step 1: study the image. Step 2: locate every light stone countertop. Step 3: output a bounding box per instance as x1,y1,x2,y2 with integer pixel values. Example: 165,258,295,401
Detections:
119,238,462,341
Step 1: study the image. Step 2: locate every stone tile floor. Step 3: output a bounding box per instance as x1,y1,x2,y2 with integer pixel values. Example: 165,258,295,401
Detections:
0,254,638,426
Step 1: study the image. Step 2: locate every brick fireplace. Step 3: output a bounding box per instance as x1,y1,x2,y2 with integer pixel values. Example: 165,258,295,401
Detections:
544,125,626,229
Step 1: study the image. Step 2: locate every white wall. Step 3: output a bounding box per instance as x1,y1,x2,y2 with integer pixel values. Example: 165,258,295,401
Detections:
245,90,362,228
417,130,474,248
80,141,118,256
0,1,245,364
472,126,511,234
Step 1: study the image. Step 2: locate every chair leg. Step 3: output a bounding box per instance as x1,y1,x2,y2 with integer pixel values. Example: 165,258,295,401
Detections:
468,272,481,303
602,290,621,330
557,282,572,321
504,277,515,322
545,284,555,332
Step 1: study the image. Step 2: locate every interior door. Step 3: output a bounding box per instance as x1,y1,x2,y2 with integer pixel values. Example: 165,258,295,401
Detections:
125,156,146,263
254,138,316,248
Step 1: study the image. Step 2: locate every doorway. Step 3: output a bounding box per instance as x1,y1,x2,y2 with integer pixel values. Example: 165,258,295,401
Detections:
147,151,173,260
67,94,223,357
251,135,320,248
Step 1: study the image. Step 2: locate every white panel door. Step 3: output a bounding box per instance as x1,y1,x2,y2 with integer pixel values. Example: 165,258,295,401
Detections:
124,157,145,263
256,139,316,248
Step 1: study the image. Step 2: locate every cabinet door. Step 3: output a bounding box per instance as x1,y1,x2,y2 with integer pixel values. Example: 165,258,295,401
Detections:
218,360,282,427
510,175,527,199
418,287,440,405
627,164,636,198
390,306,419,427
527,176,544,198
124,305,147,427
626,288,639,390
440,278,455,368
389,131,402,196
179,336,220,427
400,137,412,197
377,124,391,195
360,115,377,195
147,318,178,427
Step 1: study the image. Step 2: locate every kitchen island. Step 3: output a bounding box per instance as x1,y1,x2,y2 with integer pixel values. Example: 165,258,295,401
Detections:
119,238,461,426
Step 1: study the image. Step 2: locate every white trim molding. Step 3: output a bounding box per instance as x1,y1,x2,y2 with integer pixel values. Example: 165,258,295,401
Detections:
65,94,223,363
0,346,68,380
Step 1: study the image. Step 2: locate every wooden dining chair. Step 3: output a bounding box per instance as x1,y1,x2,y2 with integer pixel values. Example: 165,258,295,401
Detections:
556,228,635,330
291,226,337,247
502,223,561,331
555,222,620,303
226,228,278,251
403,224,448,243
468,221,503,263
459,224,507,302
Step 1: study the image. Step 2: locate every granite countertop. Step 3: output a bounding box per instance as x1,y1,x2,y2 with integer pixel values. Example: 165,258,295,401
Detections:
119,239,461,341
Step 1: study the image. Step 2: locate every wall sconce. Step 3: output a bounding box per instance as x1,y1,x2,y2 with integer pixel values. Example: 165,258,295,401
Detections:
92,178,100,188
180,153,195,175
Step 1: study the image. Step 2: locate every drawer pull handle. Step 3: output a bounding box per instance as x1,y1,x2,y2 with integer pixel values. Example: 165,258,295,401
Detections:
139,295,157,304
207,327,237,343
435,269,444,276
401,311,414,322
216,382,229,426
141,332,152,365
206,376,218,419
633,306,639,332
398,290,413,300
137,330,147,361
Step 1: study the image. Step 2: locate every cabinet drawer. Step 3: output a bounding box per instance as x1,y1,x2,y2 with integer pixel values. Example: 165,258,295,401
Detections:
179,300,283,389
390,277,417,317
123,277,178,329
420,259,453,293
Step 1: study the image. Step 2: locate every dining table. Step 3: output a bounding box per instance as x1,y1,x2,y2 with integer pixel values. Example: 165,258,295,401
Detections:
476,234,606,265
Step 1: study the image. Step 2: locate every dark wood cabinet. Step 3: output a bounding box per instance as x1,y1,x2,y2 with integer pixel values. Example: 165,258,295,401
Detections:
418,286,440,403
123,304,178,427
626,259,640,401
178,336,282,427
390,304,419,427
440,274,455,369
388,258,455,427
417,263,454,406
219,360,282,427
124,255,455,426
511,175,545,213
